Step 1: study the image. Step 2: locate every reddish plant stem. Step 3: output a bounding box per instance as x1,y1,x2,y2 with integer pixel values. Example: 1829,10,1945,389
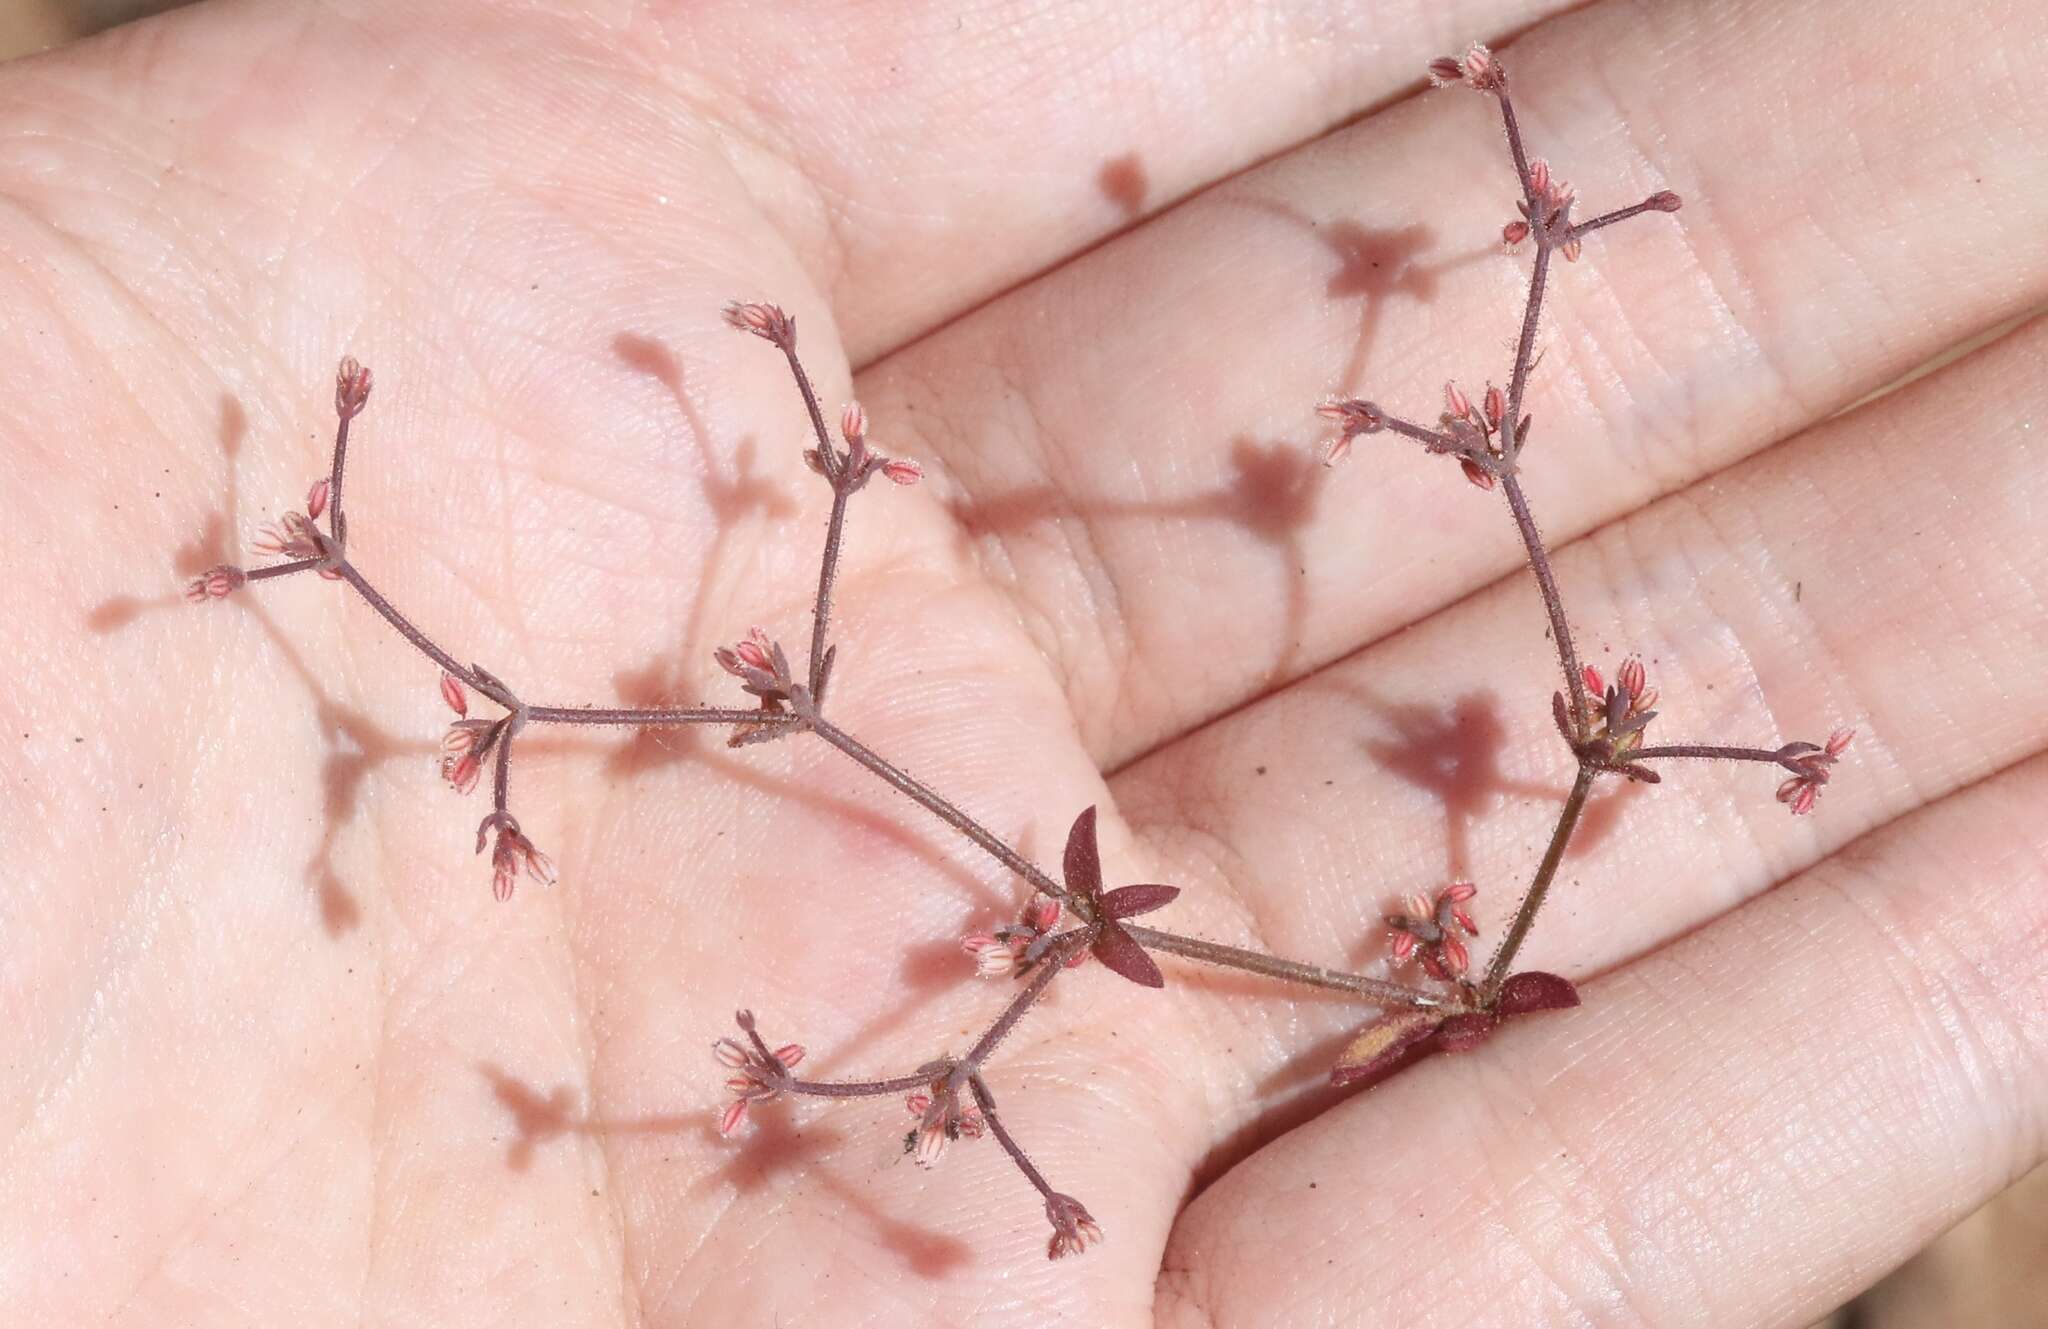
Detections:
1496,86,1538,196
1500,243,1552,464
1123,925,1441,1008
1482,766,1594,998
970,1074,1059,1202
327,408,356,550
526,704,783,728
807,714,1070,903
787,1070,934,1100
808,488,850,698
492,728,515,814
1570,198,1668,240
964,938,1077,1066
1501,471,1591,736
332,560,479,687
245,558,322,582
1630,744,1788,765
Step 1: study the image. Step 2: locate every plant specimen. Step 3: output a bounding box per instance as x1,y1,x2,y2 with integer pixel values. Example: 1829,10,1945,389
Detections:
184,43,1849,1261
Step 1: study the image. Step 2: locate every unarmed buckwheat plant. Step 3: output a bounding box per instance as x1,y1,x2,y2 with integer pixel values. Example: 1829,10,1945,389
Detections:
185,44,1851,1262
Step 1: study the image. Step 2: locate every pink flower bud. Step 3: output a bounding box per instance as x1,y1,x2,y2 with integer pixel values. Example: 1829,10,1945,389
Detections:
184,564,246,603
440,672,468,716
721,301,796,346
1826,727,1855,758
1462,43,1498,89
840,401,866,444
1320,434,1353,467
737,629,772,672
1483,384,1506,430
1444,381,1474,423
1618,657,1646,701
718,1098,750,1136
445,750,483,796
335,357,372,421
1647,190,1683,212
774,1043,805,1069
1582,665,1605,697
881,457,923,486
1529,159,1551,195
1560,236,1583,263
1460,458,1496,490
963,934,1017,978
1045,1193,1104,1260
713,1038,750,1069
1427,56,1463,85
913,1116,949,1168
306,478,330,520
1502,220,1530,246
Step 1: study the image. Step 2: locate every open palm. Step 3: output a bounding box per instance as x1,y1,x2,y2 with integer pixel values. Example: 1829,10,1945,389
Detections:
4,1,2044,1325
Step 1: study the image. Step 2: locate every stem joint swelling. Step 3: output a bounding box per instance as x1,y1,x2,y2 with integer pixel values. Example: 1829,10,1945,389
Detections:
183,41,1853,1263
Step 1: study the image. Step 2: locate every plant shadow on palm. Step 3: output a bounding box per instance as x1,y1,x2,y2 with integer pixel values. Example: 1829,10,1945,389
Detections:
478,1062,975,1277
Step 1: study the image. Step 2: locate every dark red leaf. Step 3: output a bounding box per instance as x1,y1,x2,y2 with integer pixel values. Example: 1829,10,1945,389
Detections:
1435,1013,1498,1051
1098,884,1179,920
1090,923,1164,988
1062,806,1103,898
1330,1010,1442,1087
1496,971,1581,1017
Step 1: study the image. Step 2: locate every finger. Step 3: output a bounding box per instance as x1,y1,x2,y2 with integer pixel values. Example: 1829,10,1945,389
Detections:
1156,748,2048,1329
595,0,1584,360
859,0,2048,767
1112,314,2048,1113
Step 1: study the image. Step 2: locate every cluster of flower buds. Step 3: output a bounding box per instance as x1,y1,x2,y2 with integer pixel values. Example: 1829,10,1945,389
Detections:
1427,42,1503,93
183,564,247,603
712,1010,805,1136
720,300,798,348
250,477,346,578
1044,1192,1104,1260
440,718,500,794
1563,657,1661,778
713,626,812,740
903,1066,985,1168
1503,158,1583,259
801,399,923,492
1439,380,1524,488
1775,728,1855,815
1384,881,1480,981
436,675,501,795
720,304,925,490
1315,397,1387,467
475,810,556,902
335,355,373,422
961,895,1072,978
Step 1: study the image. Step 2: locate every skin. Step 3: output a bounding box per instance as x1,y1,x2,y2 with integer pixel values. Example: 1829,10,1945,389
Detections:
1,0,2044,1325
